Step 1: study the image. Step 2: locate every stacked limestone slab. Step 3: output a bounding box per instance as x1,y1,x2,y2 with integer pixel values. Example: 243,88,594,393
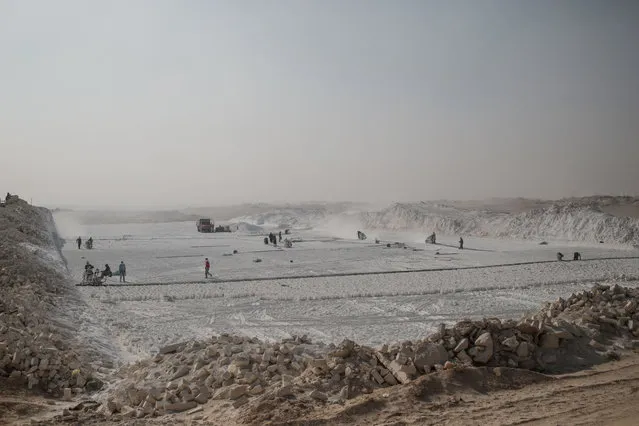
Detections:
95,282,639,421
0,196,98,395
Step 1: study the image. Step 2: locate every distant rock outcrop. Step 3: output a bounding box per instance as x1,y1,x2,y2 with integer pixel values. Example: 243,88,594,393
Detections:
360,197,639,245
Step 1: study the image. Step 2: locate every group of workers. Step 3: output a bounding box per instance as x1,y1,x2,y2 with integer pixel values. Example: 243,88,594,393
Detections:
426,232,464,250
426,232,584,261
76,236,93,250
557,252,582,261
83,260,127,284
264,231,282,245
77,233,129,284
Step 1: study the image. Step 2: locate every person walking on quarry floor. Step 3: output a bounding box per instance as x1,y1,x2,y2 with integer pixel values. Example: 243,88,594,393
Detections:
459,237,464,250
205,258,212,278
119,261,126,283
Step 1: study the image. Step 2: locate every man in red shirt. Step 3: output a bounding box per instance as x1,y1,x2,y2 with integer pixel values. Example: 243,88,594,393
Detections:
205,258,212,278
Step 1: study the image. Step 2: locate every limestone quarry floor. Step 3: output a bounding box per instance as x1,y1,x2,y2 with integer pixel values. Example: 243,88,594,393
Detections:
57,222,639,361
45,221,639,424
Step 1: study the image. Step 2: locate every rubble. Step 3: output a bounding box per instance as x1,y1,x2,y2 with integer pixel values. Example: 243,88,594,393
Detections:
0,196,97,396
90,283,639,419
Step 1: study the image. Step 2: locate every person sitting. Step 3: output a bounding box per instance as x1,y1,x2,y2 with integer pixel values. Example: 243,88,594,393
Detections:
83,261,94,280
557,252,564,261
101,264,112,278
573,252,581,261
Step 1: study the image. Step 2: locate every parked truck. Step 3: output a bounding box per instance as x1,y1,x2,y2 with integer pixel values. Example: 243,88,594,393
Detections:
196,218,213,233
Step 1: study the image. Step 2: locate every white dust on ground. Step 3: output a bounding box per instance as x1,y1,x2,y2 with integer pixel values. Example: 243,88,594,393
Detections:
56,220,639,361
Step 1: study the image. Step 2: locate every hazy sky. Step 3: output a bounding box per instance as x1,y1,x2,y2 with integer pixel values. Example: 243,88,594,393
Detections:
1,0,638,208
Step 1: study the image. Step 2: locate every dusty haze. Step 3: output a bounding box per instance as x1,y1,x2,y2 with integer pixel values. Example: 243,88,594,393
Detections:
1,0,638,208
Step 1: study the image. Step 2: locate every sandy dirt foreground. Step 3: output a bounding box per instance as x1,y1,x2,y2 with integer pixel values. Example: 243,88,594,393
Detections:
1,351,637,425
308,352,639,426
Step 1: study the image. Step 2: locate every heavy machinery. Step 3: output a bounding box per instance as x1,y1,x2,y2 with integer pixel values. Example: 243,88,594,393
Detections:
197,218,213,233
196,218,232,233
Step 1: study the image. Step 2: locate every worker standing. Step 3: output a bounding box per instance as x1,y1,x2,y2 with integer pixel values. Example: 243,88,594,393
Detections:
459,237,464,250
119,261,126,283
77,236,82,249
205,258,212,278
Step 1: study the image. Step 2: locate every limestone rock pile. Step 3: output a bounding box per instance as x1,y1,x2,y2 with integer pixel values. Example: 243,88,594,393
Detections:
0,196,97,395
102,335,399,418
374,283,639,382
538,283,639,335
100,283,639,419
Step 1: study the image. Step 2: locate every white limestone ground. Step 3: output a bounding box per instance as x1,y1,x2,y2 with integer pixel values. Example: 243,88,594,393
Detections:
56,221,639,361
